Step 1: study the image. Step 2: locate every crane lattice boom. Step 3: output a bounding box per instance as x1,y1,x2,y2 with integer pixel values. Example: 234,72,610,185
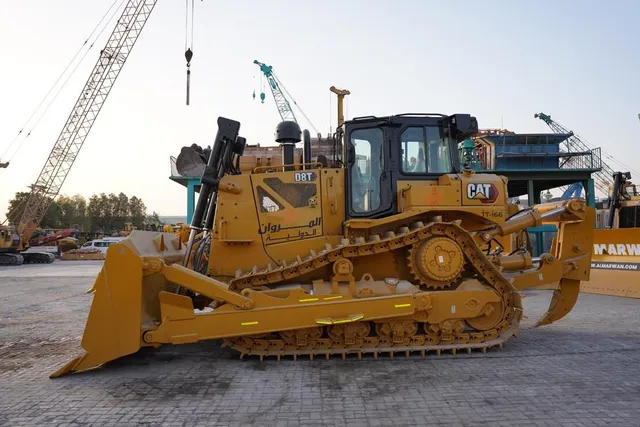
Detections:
17,0,158,237
253,60,297,123
535,112,611,195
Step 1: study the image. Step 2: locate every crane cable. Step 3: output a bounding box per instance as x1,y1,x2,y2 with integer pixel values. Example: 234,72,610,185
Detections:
570,130,640,180
2,196,28,226
0,0,126,168
273,73,320,135
603,152,640,180
329,90,332,134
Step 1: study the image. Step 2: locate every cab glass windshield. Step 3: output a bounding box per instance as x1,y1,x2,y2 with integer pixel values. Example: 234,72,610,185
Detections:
350,128,383,213
401,126,452,174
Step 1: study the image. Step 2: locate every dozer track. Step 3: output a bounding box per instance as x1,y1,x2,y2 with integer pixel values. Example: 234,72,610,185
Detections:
223,220,523,360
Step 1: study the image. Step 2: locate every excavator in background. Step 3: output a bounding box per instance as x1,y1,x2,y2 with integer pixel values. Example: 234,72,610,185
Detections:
581,171,640,298
52,112,596,378
0,226,56,265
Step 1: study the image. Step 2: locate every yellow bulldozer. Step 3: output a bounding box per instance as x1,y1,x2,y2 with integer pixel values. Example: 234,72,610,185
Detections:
52,113,596,378
581,171,640,298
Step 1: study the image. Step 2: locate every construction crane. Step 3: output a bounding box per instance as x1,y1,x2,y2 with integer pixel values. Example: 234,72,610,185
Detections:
253,59,319,135
17,1,159,240
534,112,614,195
1,0,197,265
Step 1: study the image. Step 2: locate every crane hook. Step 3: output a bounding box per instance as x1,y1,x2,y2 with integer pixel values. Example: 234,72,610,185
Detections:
185,48,193,105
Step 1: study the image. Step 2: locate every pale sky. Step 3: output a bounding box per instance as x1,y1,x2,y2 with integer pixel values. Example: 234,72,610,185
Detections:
1,0,639,218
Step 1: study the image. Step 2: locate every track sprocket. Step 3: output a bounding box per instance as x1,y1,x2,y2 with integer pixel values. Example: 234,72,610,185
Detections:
407,236,464,289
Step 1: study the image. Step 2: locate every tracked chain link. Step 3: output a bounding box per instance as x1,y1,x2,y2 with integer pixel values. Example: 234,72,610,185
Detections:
225,221,522,359
0,253,24,266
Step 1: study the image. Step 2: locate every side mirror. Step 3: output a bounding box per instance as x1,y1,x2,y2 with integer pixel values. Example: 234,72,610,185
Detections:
347,143,356,165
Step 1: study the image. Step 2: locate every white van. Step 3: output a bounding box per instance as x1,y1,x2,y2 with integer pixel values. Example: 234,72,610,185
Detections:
79,237,126,254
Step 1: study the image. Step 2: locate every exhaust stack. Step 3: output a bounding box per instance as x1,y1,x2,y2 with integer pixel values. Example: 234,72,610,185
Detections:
275,121,301,171
302,129,312,168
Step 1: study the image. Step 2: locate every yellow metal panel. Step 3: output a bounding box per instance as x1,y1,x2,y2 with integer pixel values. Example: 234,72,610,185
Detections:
207,174,272,277
214,175,259,242
252,170,324,247
581,269,640,299
579,227,640,299
150,290,416,342
592,228,640,262
397,175,462,211
207,239,273,278
320,168,345,236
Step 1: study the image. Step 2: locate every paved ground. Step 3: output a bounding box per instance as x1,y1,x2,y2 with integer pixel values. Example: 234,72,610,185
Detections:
0,261,639,427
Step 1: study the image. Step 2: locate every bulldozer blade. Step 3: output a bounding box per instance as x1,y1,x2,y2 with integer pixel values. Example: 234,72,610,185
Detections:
51,231,183,378
534,278,580,327
51,248,143,378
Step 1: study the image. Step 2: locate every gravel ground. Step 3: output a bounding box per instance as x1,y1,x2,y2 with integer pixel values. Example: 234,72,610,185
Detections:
0,260,639,427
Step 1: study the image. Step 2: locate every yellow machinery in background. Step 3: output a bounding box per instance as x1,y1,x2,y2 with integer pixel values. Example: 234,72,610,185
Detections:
163,223,190,244
52,113,596,378
581,172,640,298
119,223,138,237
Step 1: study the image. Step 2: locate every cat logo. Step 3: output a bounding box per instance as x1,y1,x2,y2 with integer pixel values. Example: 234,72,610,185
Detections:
466,183,498,203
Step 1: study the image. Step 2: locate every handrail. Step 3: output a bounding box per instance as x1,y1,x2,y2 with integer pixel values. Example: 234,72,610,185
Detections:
252,162,324,174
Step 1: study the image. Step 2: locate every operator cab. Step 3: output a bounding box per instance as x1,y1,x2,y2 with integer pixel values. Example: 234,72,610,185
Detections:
344,113,478,218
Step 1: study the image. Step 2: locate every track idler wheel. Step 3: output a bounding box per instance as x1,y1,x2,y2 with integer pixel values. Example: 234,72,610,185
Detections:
465,299,505,331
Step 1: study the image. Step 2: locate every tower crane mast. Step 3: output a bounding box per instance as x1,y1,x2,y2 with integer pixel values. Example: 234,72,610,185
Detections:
17,0,158,241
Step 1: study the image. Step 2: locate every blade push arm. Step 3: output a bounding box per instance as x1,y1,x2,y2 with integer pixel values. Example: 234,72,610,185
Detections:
481,199,595,325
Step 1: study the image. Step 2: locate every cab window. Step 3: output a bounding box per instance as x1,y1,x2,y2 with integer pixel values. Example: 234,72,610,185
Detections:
82,242,92,248
401,126,452,174
619,206,640,228
350,128,383,213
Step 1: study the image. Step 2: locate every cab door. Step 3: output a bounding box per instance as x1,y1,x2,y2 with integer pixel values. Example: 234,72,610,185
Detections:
346,126,394,218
